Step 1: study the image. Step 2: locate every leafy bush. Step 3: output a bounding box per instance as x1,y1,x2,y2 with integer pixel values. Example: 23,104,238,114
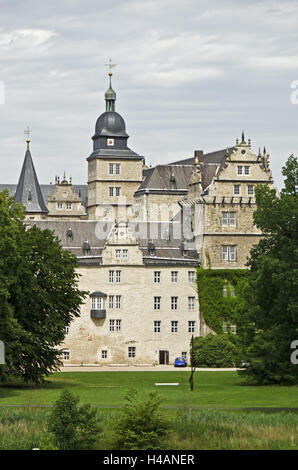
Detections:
114,389,170,450
48,389,101,450
192,334,238,367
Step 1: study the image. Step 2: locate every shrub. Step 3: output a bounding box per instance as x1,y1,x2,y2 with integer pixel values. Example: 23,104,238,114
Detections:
192,334,237,367
114,389,170,450
48,389,101,450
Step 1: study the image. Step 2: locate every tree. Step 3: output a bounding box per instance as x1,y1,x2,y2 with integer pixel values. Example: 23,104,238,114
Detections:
114,389,170,450
236,155,298,384
48,389,101,450
0,190,87,383
191,334,238,368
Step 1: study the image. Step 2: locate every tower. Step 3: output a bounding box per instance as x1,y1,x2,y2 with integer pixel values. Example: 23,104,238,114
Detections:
87,65,144,220
14,135,48,219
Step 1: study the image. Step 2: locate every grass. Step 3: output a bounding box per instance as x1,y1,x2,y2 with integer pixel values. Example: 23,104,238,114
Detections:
0,371,297,408
0,407,297,450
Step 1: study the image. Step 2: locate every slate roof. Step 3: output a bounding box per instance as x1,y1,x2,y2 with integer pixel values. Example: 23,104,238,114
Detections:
136,165,193,194
25,219,199,266
0,184,88,210
170,147,235,191
14,148,48,213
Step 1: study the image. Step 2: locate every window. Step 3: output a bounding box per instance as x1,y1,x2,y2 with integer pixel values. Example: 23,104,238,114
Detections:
65,326,69,335
66,203,72,210
154,321,161,333
244,166,250,175
101,350,108,359
91,296,105,310
188,321,195,333
57,203,63,210
221,211,236,227
234,184,240,195
188,297,195,310
154,271,161,283
116,270,121,283
109,163,114,175
116,187,121,197
62,350,70,360
223,284,235,297
109,187,114,197
128,346,136,358
171,271,178,283
237,166,243,175
115,163,120,175
188,271,195,283
171,296,178,310
222,245,237,261
171,321,178,333
182,351,187,360
110,319,121,331
154,296,161,310
109,295,114,309
115,249,128,259
116,295,121,309
223,320,236,334
109,270,114,283
247,185,254,195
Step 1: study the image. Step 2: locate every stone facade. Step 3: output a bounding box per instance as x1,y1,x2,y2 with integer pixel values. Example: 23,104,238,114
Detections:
0,81,277,365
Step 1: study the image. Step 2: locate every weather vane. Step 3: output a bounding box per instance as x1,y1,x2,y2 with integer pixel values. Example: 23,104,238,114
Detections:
105,58,116,76
24,126,31,149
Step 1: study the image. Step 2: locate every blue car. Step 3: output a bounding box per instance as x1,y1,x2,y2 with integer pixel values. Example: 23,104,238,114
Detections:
174,357,187,367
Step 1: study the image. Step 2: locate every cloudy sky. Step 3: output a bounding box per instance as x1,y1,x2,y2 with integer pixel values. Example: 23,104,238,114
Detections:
0,0,298,188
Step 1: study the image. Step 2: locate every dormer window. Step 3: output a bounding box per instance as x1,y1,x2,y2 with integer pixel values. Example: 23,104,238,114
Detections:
83,240,91,256
181,242,188,256
148,241,156,256
66,203,72,210
28,190,32,201
67,228,73,240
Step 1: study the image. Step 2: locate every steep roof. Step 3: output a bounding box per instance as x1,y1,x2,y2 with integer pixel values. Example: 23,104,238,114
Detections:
136,165,193,194
170,147,235,190
0,183,88,210
14,147,48,213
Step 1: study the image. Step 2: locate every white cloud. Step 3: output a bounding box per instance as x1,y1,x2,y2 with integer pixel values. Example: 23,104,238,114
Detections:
0,0,297,190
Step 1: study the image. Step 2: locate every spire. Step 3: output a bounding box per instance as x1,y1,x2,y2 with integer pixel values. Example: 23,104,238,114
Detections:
15,136,48,214
104,58,116,112
240,130,246,144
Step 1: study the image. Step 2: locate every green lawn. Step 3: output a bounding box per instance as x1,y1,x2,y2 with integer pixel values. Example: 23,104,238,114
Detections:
0,371,297,408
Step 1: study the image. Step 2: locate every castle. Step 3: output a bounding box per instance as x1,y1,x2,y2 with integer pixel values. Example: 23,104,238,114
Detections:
0,71,274,365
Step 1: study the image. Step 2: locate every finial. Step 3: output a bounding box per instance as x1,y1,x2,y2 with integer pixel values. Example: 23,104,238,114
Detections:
105,58,116,79
240,130,247,144
104,59,117,112
225,147,230,156
236,138,239,145
258,147,261,157
24,126,31,149
263,146,266,156
248,137,251,148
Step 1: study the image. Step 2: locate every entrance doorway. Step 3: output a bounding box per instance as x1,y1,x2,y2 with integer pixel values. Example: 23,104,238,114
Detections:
159,350,169,365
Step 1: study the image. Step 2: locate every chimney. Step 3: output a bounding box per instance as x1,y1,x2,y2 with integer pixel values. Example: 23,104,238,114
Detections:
194,150,203,164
